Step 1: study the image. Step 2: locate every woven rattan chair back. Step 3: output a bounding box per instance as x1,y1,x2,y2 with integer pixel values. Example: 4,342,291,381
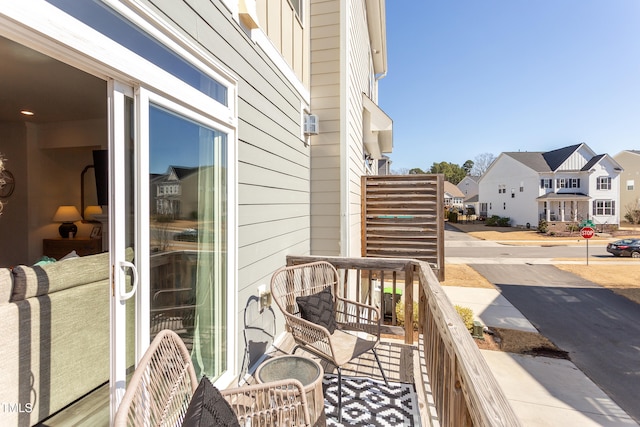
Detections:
270,261,388,422
114,329,198,427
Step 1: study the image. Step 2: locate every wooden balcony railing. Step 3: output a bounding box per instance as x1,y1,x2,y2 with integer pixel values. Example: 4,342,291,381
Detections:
287,255,521,427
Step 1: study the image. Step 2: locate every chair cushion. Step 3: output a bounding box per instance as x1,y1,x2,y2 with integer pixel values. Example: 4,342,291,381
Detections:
296,287,336,334
182,377,239,427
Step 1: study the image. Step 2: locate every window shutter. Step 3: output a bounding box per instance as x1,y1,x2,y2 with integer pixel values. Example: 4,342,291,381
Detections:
612,200,615,215
577,179,580,188
540,179,544,189
593,202,597,216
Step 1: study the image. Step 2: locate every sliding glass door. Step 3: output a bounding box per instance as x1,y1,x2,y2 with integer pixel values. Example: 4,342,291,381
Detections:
109,86,232,421
146,96,229,380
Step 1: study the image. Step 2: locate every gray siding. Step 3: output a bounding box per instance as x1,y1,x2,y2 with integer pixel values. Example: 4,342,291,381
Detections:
145,0,311,371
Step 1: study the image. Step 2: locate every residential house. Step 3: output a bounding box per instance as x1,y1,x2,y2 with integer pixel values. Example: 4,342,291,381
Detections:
613,150,640,223
457,175,480,215
479,143,622,229
0,1,391,424
444,180,465,211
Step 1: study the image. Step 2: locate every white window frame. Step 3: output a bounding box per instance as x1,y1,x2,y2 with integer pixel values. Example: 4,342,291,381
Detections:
594,200,615,215
597,176,612,190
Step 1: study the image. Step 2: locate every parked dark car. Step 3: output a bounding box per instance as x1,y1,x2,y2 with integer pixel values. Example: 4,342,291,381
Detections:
173,228,198,242
606,238,640,258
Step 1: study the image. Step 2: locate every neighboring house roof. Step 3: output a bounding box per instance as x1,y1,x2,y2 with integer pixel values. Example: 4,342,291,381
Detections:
536,192,590,200
581,154,605,171
501,143,621,173
464,194,479,203
444,181,465,198
541,143,582,170
167,166,198,180
503,152,552,172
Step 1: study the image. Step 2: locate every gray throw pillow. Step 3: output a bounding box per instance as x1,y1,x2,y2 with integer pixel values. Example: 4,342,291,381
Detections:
296,287,337,334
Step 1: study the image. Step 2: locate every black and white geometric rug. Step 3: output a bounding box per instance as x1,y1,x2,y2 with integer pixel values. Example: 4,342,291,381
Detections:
322,374,421,426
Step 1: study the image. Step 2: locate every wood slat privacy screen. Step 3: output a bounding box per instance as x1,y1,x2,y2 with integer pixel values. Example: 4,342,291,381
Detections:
361,174,445,281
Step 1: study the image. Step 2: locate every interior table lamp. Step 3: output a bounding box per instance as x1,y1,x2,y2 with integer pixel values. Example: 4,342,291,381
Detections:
53,205,82,238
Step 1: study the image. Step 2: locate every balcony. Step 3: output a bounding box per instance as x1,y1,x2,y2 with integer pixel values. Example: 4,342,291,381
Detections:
276,254,520,426
41,253,518,426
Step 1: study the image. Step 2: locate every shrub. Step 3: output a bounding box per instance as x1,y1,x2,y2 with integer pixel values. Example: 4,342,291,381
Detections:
497,217,511,227
486,215,510,227
485,215,501,226
566,223,579,233
448,210,459,223
395,301,419,330
538,219,548,233
625,210,640,224
455,305,474,333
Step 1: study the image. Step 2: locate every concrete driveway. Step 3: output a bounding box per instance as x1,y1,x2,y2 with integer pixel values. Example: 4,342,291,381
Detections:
470,263,640,424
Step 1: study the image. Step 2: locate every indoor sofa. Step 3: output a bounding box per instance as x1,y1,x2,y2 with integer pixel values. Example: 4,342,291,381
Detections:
0,251,113,426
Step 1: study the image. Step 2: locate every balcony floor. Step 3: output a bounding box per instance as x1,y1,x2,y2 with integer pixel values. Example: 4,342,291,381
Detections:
265,332,432,426
36,334,432,427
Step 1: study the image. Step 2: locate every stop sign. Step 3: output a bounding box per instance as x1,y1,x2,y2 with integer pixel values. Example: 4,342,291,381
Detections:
580,227,595,239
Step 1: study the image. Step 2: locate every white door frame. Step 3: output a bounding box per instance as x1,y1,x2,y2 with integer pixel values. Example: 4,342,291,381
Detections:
0,0,238,420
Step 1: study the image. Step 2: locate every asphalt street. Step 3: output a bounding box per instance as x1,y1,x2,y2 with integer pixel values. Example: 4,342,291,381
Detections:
464,253,640,423
445,225,611,261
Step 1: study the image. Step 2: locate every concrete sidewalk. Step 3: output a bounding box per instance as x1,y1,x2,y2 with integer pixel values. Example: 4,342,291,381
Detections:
442,286,638,426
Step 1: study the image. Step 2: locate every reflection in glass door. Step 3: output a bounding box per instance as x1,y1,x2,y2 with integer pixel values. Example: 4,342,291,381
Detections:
148,103,227,380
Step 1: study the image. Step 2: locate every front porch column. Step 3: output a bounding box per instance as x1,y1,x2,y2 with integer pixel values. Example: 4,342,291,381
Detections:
546,202,550,222
560,201,565,222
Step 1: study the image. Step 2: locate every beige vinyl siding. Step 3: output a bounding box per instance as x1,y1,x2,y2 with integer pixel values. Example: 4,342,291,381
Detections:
145,0,310,369
257,0,309,87
614,151,640,215
310,0,341,255
345,0,374,257
310,0,380,256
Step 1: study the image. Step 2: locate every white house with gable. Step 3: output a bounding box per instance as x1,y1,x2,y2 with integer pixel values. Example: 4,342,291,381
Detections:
479,143,623,229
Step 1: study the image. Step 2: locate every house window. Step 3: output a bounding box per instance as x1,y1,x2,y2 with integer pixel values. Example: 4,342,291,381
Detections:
597,176,612,190
288,0,302,19
569,178,580,188
593,200,615,216
498,184,506,194
503,202,506,210
540,179,552,189
627,180,634,191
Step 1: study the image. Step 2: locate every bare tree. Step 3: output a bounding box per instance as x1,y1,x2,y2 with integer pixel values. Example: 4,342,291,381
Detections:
391,167,410,175
623,202,640,225
471,153,496,176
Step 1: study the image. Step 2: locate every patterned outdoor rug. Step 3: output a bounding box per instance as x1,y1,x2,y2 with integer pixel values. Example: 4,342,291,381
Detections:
322,374,421,426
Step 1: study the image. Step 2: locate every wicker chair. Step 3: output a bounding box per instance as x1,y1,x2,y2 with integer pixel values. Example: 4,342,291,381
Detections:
114,329,311,427
270,261,388,422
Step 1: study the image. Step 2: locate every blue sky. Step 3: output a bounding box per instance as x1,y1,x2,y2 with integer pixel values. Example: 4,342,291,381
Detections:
379,1,640,172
